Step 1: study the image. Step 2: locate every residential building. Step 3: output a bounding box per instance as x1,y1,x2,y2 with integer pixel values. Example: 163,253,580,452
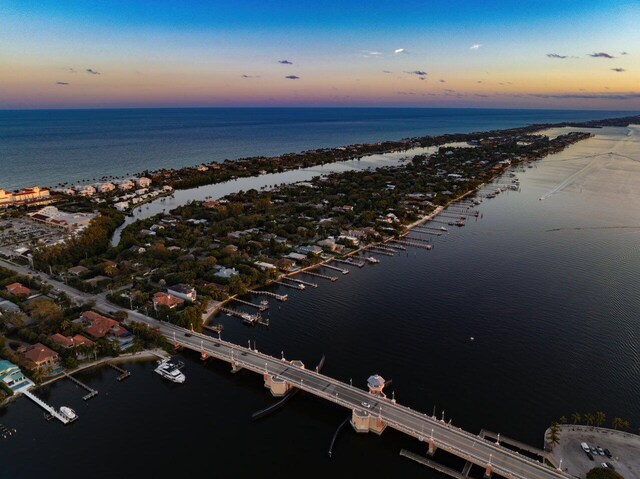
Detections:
136,177,152,187
22,343,60,370
6,282,30,297
213,267,239,280
119,179,135,190
81,311,133,350
0,360,32,392
0,186,51,207
50,333,95,350
167,284,197,302
68,265,89,277
153,292,184,310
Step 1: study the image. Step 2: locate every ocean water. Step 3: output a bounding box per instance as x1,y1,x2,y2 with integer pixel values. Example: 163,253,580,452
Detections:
0,107,636,191
1,125,639,478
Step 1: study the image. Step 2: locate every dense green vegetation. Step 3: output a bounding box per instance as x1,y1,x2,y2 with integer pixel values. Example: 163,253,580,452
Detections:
587,467,624,479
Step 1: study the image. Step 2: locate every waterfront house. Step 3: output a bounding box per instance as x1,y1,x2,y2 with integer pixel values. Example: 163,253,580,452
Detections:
254,261,277,272
167,284,197,302
81,311,133,350
50,333,95,350
0,360,32,392
6,282,30,297
213,267,239,280
153,292,184,311
136,177,152,187
22,343,60,371
118,179,135,190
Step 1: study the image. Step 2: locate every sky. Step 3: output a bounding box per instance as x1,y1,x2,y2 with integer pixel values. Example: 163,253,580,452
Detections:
1,0,639,109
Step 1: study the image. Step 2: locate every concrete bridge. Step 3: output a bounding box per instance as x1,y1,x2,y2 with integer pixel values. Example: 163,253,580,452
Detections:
164,323,571,479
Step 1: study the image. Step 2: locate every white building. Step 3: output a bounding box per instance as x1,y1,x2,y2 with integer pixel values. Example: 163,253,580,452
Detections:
29,206,96,229
136,177,152,188
119,179,135,191
77,185,96,197
98,182,116,193
114,201,129,211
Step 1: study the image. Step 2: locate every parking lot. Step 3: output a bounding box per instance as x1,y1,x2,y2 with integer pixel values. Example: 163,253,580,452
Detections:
0,215,69,256
550,425,640,478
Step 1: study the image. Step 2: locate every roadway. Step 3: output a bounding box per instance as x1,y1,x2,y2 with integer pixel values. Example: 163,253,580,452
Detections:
1,259,571,479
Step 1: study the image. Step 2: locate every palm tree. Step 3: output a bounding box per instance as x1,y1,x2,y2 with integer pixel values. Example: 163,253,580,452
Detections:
559,416,568,424
585,413,595,426
572,412,581,425
595,411,606,428
612,417,624,430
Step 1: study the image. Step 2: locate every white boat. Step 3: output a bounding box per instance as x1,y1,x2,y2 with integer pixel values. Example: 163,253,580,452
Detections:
366,256,380,264
154,358,186,383
440,226,448,231
59,406,77,421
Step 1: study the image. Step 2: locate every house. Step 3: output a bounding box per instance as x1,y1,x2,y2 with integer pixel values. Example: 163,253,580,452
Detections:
98,182,116,193
6,282,30,297
0,299,20,314
84,275,110,287
296,245,323,256
81,311,133,350
68,265,89,277
213,267,239,280
153,292,184,310
119,179,135,190
136,177,152,187
22,343,60,370
50,333,95,351
254,261,277,272
0,360,32,392
114,201,129,211
317,238,337,252
277,258,297,272
167,284,197,302
127,245,146,254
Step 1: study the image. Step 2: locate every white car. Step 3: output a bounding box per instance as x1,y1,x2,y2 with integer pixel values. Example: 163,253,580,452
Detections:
361,402,371,408
581,442,590,453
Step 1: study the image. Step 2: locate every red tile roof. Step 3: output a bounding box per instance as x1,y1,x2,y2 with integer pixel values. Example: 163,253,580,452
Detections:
153,292,184,309
23,343,59,365
6,282,30,296
81,311,129,339
50,333,74,348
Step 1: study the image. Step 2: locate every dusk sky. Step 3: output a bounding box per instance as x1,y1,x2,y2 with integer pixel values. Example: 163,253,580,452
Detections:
1,0,639,109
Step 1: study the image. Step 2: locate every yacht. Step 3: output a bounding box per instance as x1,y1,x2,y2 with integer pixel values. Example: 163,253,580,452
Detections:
59,406,78,422
154,358,186,383
366,256,380,264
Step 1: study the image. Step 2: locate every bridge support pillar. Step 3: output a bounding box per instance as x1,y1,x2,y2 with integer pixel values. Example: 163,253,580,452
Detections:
483,465,492,478
350,409,386,435
200,351,208,361
427,438,437,456
263,374,290,397
230,361,242,373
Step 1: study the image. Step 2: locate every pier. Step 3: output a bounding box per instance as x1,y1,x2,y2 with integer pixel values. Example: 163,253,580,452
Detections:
203,323,223,334
161,322,573,479
403,235,433,245
107,362,131,381
322,264,349,275
366,246,395,256
232,297,269,311
333,258,365,268
253,290,288,301
285,277,318,288
392,239,433,250
221,306,261,325
63,372,98,401
274,280,305,290
22,390,73,424
301,270,338,282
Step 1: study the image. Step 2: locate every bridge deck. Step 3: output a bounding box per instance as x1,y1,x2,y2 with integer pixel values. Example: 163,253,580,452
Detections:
162,322,570,479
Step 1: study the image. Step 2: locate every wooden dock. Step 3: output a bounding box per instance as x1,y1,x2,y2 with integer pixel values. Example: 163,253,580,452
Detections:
107,363,131,381
203,323,223,334
232,297,269,311
302,270,338,282
64,372,98,401
366,247,395,256
253,290,288,301
23,390,74,424
393,239,433,250
285,277,318,288
221,306,261,325
322,264,349,275
333,258,365,268
274,280,305,290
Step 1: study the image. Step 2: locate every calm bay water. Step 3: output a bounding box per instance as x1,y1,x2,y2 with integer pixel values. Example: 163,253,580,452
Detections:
0,107,636,191
1,116,640,478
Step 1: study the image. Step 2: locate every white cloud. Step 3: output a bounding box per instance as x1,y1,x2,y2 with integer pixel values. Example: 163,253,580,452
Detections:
394,48,406,54
362,50,383,58
470,44,482,50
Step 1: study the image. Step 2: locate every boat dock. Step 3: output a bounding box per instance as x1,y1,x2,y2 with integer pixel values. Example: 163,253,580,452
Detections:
285,277,318,288
302,270,338,282
333,258,365,268
392,239,433,250
253,290,288,301
366,246,395,256
387,243,407,251
232,298,269,311
221,306,261,325
63,372,98,401
403,235,433,244
107,363,131,381
322,264,349,275
274,280,305,290
22,390,73,424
